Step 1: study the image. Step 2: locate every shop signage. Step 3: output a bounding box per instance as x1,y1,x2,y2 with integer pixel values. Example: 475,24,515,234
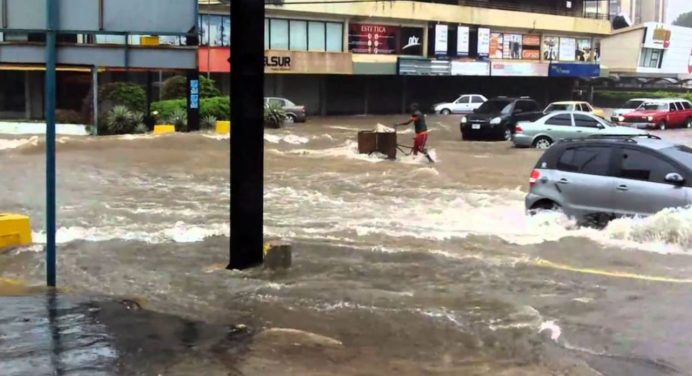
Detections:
489,32,503,59
400,27,424,56
522,35,541,60
559,38,577,61
491,62,549,76
457,26,470,57
264,51,353,74
549,63,600,77
349,23,423,55
502,34,522,59
434,24,449,56
451,61,490,76
478,28,490,57
265,54,292,71
644,24,672,49
542,36,559,61
398,58,451,75
189,79,199,109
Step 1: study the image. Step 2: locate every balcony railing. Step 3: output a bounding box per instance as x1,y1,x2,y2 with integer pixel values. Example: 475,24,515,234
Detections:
455,0,610,20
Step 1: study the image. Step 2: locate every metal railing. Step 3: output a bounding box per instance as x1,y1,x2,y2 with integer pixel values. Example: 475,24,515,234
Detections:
455,0,610,20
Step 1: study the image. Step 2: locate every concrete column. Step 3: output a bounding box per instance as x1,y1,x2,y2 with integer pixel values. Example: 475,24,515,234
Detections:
26,72,44,120
24,71,31,119
423,25,429,57
92,67,99,130
320,76,327,116
401,76,407,114
364,79,369,115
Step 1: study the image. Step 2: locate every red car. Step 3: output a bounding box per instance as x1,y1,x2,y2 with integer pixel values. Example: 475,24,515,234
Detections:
618,99,692,130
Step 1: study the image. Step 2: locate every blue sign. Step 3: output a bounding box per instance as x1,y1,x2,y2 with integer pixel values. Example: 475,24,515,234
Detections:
190,94,199,109
549,63,600,77
190,79,199,109
190,79,199,95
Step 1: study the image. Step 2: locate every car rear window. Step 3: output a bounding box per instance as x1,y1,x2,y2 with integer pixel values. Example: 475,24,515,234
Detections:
546,104,570,112
557,147,611,176
476,100,512,114
661,145,692,169
682,102,692,110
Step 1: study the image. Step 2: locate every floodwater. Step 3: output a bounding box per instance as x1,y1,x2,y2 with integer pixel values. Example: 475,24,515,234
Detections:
1,116,692,375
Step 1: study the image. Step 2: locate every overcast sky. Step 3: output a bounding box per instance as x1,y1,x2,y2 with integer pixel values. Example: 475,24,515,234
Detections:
667,0,692,24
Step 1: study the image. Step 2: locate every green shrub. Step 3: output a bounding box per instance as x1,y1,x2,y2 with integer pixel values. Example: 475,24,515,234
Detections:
264,102,286,128
55,109,84,124
594,90,692,107
151,96,230,126
202,115,217,130
104,105,145,135
200,96,230,120
81,82,146,122
168,108,188,132
134,123,148,134
161,75,222,100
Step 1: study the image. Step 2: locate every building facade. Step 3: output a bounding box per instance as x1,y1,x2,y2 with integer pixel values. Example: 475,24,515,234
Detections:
612,0,667,24
199,0,613,115
600,22,692,77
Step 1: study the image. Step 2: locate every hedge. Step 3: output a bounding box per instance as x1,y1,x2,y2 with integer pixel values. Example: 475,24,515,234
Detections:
594,90,692,107
160,75,222,100
151,96,230,122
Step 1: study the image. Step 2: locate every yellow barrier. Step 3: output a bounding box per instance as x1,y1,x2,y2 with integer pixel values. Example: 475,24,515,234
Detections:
140,36,160,46
216,120,231,134
0,213,32,252
153,124,176,135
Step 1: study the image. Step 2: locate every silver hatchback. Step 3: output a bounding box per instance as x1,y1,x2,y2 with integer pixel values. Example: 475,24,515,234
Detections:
525,136,692,225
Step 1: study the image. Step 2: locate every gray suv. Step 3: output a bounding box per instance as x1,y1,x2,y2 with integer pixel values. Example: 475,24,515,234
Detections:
525,135,692,226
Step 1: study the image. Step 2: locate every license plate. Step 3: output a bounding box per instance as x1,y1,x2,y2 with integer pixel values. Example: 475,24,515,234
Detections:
472,124,481,129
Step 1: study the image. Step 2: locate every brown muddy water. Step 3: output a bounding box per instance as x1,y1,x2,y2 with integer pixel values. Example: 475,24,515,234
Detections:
1,116,692,375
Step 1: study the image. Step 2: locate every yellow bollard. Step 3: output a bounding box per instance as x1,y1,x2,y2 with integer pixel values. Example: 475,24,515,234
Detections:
153,124,176,135
216,120,231,134
0,213,32,252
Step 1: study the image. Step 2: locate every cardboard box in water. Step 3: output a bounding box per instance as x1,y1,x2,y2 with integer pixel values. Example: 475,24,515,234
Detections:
357,131,397,159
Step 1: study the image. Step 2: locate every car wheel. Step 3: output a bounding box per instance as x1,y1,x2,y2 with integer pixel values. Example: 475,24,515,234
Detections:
285,114,296,123
657,120,666,130
528,201,563,216
686,118,692,129
440,109,452,115
503,128,512,141
533,136,553,150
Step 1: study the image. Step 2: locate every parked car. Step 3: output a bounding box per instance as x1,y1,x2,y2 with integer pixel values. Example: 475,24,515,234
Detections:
264,97,307,123
610,98,652,122
433,94,487,115
526,135,692,226
460,97,543,141
513,111,647,149
543,101,605,118
618,99,692,130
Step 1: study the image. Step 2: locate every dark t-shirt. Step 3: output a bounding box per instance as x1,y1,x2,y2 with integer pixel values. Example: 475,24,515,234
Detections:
411,110,427,134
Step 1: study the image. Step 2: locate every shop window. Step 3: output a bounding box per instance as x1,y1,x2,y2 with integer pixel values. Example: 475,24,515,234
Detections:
640,48,663,68
290,20,308,50
308,21,326,51
264,19,269,49
199,15,230,47
326,23,343,52
270,19,289,50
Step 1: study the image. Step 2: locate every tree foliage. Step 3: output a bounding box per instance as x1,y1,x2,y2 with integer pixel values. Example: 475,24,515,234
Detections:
673,11,692,28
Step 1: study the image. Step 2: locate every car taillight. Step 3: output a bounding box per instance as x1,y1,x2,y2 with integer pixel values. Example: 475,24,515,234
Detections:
516,125,523,134
530,169,540,189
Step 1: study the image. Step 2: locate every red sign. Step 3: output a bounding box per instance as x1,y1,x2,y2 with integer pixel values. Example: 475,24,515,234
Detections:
199,47,230,73
349,23,397,54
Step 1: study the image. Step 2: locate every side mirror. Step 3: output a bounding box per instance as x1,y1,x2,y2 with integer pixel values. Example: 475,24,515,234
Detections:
665,172,685,185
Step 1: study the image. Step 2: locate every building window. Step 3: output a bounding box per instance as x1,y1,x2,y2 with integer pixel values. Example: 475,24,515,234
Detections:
265,17,344,52
290,20,308,50
326,22,343,52
199,15,230,47
640,48,664,68
270,19,289,50
308,21,326,51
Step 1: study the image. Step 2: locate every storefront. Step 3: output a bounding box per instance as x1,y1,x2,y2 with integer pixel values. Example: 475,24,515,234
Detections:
491,62,549,77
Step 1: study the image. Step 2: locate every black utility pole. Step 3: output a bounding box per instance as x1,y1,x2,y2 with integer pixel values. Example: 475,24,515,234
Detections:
229,0,264,269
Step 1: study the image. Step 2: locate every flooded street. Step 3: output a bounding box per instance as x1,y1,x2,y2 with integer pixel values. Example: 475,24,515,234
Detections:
2,115,692,375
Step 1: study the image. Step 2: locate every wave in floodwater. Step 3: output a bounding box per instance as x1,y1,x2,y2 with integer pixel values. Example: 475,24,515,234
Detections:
0,137,40,151
31,221,229,245
270,140,438,165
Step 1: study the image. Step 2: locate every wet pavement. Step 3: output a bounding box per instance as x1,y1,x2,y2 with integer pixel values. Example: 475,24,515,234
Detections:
1,115,692,375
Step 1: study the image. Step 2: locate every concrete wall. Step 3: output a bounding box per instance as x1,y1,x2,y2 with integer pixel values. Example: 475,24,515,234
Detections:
600,27,645,73
268,0,612,36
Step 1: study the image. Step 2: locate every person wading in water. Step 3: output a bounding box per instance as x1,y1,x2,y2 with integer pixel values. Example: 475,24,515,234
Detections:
395,103,434,163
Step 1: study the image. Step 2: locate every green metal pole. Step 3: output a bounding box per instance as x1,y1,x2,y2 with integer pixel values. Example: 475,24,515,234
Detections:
45,0,58,287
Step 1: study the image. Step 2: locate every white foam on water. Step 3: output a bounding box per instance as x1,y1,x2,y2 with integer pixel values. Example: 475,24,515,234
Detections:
538,320,562,342
32,221,229,245
202,134,230,141
264,133,309,144
264,183,692,254
0,136,39,150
